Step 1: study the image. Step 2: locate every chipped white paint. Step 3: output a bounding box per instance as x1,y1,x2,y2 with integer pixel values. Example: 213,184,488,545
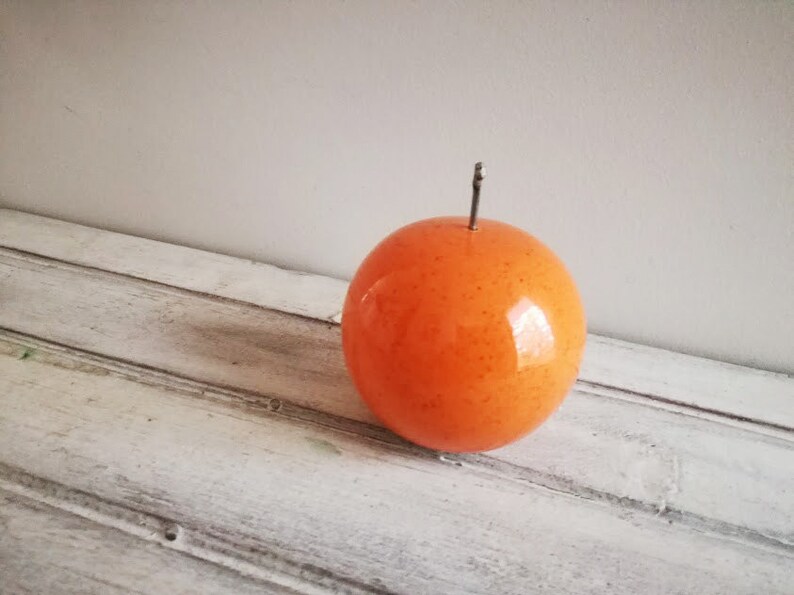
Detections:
0,209,792,593
0,250,792,541
1,343,792,594
0,208,347,323
0,480,306,594
1,208,791,428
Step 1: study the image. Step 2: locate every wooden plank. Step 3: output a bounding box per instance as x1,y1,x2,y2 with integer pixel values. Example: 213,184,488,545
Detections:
0,483,299,595
581,335,794,432
1,208,792,429
0,250,792,545
1,341,792,595
0,208,347,323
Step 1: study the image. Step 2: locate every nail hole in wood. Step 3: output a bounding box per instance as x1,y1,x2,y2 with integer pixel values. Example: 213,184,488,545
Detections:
164,524,181,542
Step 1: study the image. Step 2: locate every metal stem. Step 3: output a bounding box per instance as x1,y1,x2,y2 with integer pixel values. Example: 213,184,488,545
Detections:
468,162,486,231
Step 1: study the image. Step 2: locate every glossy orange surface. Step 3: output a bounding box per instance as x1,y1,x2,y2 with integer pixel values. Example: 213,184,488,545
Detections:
342,217,586,452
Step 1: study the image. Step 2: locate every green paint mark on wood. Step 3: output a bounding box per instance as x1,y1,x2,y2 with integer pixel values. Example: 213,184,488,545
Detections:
306,437,342,456
19,347,36,360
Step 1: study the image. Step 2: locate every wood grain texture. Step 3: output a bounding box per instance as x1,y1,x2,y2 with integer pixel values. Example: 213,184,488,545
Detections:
0,250,791,546
1,208,793,593
0,483,297,595
1,340,792,595
2,208,792,428
0,208,348,323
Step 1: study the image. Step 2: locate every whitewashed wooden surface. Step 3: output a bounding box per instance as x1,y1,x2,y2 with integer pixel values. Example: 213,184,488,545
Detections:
0,209,792,594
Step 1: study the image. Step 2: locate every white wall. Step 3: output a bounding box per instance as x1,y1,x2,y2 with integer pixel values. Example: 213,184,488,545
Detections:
1,1,792,374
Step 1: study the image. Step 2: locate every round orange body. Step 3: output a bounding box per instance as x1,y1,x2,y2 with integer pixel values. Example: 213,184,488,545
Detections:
342,217,586,452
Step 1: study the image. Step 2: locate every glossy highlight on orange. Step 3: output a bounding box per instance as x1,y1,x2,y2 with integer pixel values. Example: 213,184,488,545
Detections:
342,216,586,452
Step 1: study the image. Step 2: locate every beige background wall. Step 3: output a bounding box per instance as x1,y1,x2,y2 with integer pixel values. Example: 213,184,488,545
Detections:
1,1,792,373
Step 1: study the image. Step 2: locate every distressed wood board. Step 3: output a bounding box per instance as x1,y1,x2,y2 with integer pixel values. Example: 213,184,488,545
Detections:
0,482,291,595
0,208,792,594
3,209,791,429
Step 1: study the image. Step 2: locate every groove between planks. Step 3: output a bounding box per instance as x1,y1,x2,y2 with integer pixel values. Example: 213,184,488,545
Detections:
1,491,304,595
2,341,793,594
0,246,790,438
1,331,791,554
0,248,792,545
1,210,793,593
0,462,387,595
2,208,792,429
577,379,794,434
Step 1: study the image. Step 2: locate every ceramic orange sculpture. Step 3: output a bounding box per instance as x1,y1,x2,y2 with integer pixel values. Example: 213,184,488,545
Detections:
342,164,586,452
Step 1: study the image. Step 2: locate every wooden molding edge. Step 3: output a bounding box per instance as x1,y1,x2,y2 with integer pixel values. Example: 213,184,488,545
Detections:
1,208,792,431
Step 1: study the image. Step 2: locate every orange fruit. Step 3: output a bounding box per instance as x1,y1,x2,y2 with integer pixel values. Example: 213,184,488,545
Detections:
342,216,586,452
